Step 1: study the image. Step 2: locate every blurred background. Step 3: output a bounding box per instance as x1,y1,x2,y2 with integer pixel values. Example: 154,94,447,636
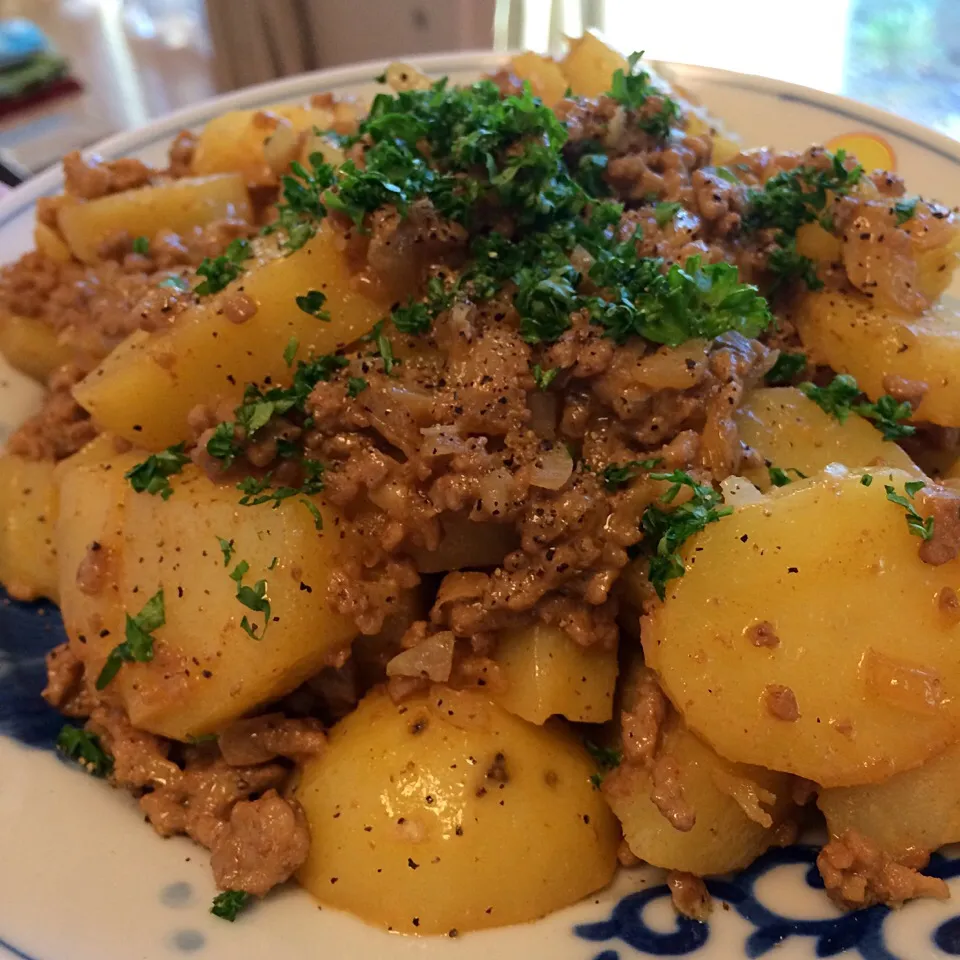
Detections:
0,0,956,177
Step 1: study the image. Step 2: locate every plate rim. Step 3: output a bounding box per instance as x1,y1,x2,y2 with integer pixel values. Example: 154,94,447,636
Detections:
0,49,957,233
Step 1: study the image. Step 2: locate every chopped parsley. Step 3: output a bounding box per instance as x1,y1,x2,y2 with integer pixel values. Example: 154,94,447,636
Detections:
391,277,453,335
603,458,661,491
265,154,336,251
885,481,934,540
363,320,397,374
206,421,241,465
347,376,368,397
767,237,823,292
765,351,807,386
124,443,190,500
608,52,680,139
56,724,113,777
194,238,252,296
132,235,150,255
96,589,165,690
768,466,806,487
532,364,558,390
229,560,271,640
296,289,331,320
236,460,325,530
894,198,918,226
211,890,251,922
860,474,874,487
217,537,234,567
800,374,915,441
585,740,622,788
157,275,190,292
641,470,732,600
283,336,299,367
653,201,682,227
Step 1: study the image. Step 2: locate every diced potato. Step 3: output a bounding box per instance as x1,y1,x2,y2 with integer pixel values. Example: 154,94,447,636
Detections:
797,291,960,428
604,709,793,875
493,623,617,724
0,455,59,602
560,32,627,97
818,740,960,861
737,386,916,490
686,109,742,165
644,467,960,787
410,517,518,573
192,106,333,186
509,52,569,106
57,174,252,265
0,313,73,382
73,224,401,450
296,686,619,933
57,452,357,739
34,221,73,263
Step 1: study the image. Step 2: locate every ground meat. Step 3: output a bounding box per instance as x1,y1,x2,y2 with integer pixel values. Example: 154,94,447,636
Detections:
63,151,153,200
650,754,695,832
167,131,197,178
881,374,927,410
75,541,109,596
42,642,90,715
217,714,326,766
86,706,181,790
916,484,960,565
667,871,712,920
747,620,779,648
209,789,311,896
620,671,667,764
764,684,800,721
7,380,97,461
818,830,948,909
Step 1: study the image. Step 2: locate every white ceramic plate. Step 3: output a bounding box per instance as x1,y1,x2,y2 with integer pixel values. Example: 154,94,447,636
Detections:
2,52,960,960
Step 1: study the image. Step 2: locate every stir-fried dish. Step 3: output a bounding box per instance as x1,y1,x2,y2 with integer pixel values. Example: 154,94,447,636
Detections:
3,34,960,934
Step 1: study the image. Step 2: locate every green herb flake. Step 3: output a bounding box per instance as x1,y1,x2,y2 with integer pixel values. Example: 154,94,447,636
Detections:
229,560,271,640
641,471,732,599
96,589,165,689
347,376,368,397
765,351,807,386
653,201,682,228
894,198,918,227
602,458,661,491
363,320,397,374
861,474,874,487
532,364,559,390
56,724,113,777
768,466,806,487
296,289,331,320
158,275,190,293
217,537,234,567
194,238,252,296
206,421,241,466
585,739,622,788
211,890,251,922
714,167,738,184
132,235,150,255
884,482,934,541
283,337,299,367
800,374,915,440
124,444,190,500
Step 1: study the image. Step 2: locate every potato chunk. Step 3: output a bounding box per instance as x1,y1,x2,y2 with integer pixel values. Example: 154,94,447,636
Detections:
818,740,960,861
73,224,399,450
493,623,617,724
737,386,916,490
644,468,960,786
604,711,793,875
796,290,960,427
509,52,569,106
57,174,251,264
0,455,59,601
296,686,619,933
57,451,357,739
560,33,628,97
0,313,73,383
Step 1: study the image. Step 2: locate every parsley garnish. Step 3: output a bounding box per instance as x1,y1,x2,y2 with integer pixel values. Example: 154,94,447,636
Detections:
516,266,579,344
767,237,823,292
96,589,165,689
125,444,190,500
574,152,609,197
585,739,622,788
894,198,918,226
603,458,661,491
296,290,331,320
532,364,558,390
654,201,682,227
283,337,299,367
56,724,113,777
641,471,732,600
229,560,271,639
158,275,190,292
347,376,368,397
194,238,252,296
800,374,915,441
132,235,149,255
363,320,396,374
860,474,873,487
236,460,325,530
217,537,234,567
768,466,806,487
765,351,807,385
265,155,336,251
211,890,251,922
885,481,934,540
206,421,241,466
391,277,452,335
608,52,680,139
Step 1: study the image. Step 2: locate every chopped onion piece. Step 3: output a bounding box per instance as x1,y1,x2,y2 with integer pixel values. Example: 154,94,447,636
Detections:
386,631,455,681
720,476,763,507
530,445,573,490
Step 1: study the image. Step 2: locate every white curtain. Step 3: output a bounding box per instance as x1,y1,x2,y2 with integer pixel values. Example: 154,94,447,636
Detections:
204,0,497,92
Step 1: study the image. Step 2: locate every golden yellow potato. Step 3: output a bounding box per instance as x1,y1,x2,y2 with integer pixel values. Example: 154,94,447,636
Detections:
33,221,73,263
57,451,357,739
0,455,59,602
296,686,619,934
509,52,569,106
493,623,617,724
73,224,400,450
796,290,960,427
818,740,960,861
644,467,960,787
604,711,793,875
737,386,916,490
57,174,252,265
0,313,73,382
192,106,333,186
560,32,627,97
